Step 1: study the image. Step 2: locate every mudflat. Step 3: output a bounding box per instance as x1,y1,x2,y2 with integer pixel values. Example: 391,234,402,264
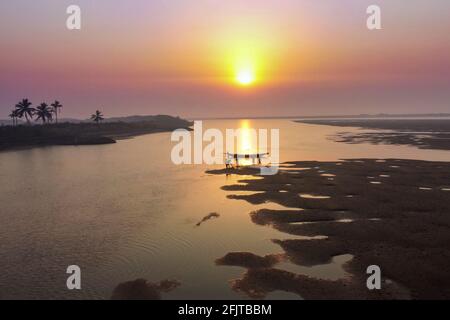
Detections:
295,119,450,150
208,159,450,299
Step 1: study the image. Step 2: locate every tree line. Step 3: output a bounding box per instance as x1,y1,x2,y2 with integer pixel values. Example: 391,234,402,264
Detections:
9,99,104,126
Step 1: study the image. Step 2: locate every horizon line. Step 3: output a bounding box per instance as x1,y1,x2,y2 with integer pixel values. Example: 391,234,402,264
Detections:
2,112,450,122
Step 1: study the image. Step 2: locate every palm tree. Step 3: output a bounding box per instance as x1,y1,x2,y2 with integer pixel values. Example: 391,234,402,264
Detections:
91,110,104,125
8,110,19,126
35,103,53,124
15,99,35,124
51,100,63,123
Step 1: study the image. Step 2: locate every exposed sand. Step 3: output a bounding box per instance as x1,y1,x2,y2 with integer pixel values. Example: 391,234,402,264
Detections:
207,159,450,299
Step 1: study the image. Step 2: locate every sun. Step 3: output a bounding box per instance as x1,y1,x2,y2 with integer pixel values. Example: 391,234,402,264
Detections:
236,69,255,86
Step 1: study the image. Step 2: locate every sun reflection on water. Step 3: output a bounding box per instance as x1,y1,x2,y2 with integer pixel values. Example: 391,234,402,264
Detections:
237,120,257,166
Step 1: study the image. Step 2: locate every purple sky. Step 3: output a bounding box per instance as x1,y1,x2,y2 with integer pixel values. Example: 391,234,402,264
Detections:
1,0,449,119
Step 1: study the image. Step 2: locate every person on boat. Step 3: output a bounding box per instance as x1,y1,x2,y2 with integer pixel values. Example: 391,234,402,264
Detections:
225,156,233,169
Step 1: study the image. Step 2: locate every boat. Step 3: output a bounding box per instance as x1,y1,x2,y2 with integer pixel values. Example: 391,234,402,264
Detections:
224,152,269,168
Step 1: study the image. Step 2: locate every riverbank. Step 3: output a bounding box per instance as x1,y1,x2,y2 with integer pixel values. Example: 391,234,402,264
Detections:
0,115,192,151
295,119,450,151
207,159,450,299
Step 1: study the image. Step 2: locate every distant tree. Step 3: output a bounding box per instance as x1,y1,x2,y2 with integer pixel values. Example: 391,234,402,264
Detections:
9,109,19,126
51,100,63,123
35,103,53,124
91,110,104,125
15,99,35,124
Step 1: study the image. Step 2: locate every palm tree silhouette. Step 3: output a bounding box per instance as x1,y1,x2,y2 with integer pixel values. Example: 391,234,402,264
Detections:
15,99,35,124
51,100,63,123
91,110,104,125
35,103,53,124
9,109,19,126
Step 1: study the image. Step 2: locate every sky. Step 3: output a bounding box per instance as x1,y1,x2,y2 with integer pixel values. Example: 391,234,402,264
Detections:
1,0,449,119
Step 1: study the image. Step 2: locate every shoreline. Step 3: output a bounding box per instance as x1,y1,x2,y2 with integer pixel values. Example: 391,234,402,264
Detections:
0,116,192,152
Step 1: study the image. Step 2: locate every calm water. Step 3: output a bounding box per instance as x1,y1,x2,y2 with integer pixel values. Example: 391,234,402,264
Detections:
0,120,448,299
